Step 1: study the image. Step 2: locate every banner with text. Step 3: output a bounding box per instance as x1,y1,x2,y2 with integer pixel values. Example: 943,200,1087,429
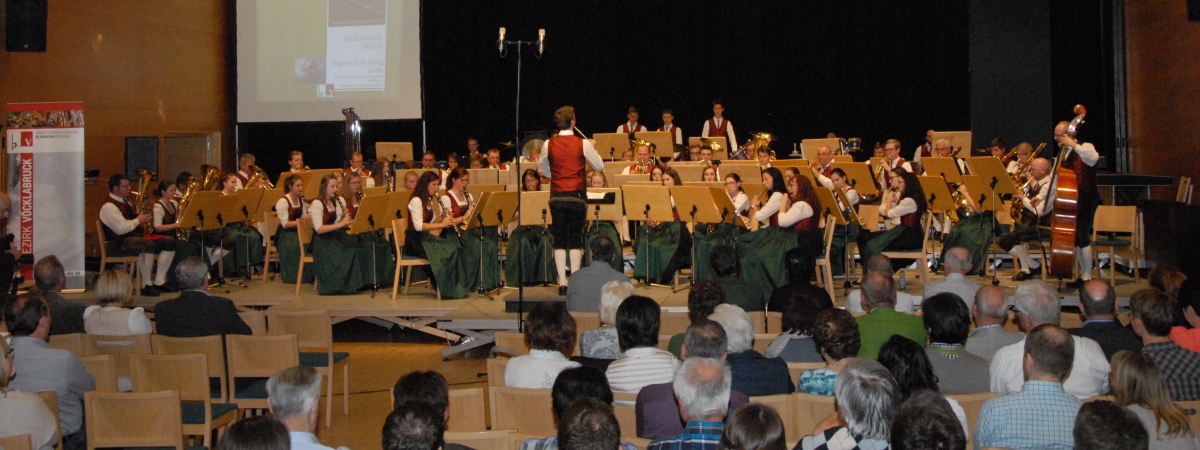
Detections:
5,102,86,289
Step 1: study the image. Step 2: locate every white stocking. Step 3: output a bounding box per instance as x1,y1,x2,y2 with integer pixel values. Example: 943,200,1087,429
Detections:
1078,246,1094,280
568,249,583,275
138,253,155,287
154,251,175,286
554,249,568,286
1010,244,1032,273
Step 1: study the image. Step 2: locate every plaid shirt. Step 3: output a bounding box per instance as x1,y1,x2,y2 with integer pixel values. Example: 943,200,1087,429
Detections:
647,421,723,450
800,427,889,450
519,437,637,450
973,381,1081,450
1143,341,1200,401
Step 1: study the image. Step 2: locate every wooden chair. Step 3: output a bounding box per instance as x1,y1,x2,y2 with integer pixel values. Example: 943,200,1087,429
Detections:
766,312,782,333
152,334,229,402
947,392,997,440
659,311,691,336
752,394,798,442
488,386,555,436
486,358,509,387
96,220,144,296
84,333,153,387
1177,400,1200,435
508,432,542,450
391,218,438,299
786,362,826,384
0,434,32,450
657,334,673,351
813,223,838,299
131,353,237,447
1091,205,1141,284
612,391,638,439
747,310,767,334
569,311,600,356
443,430,512,450
1178,176,1193,204
753,333,779,354
225,334,300,412
48,332,86,356
78,354,119,392
85,390,184,450
294,219,317,295
447,387,487,432
35,391,63,450
881,212,934,284
263,211,280,282
492,331,529,357
1060,312,1084,330
267,309,350,427
795,393,837,438
238,310,267,335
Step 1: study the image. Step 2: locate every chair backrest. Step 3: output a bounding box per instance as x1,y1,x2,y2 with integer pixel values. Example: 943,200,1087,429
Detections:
130,353,210,402
858,205,881,231
35,391,62,450
1177,400,1200,436
766,312,783,334
1093,205,1138,235
48,333,87,356
85,390,183,450
239,310,267,336
266,309,333,352
751,394,798,442
296,217,314,247
570,311,602,333
488,386,556,436
150,334,228,401
78,354,119,392
392,218,408,252
657,334,672,351
486,358,508,387
84,333,153,380
786,362,826,383
821,220,837,257
509,433,542,450
443,430,511,450
95,220,108,260
1060,312,1084,330
795,393,838,438
946,392,998,439
659,311,690,336
747,310,767,334
263,211,280,242
447,387,488,432
753,333,779,354
225,334,300,379
0,434,33,450
613,391,639,439
1179,177,1192,203
493,331,529,356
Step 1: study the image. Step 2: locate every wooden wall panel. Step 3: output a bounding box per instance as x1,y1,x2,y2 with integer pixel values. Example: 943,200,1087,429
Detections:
1126,0,1200,197
0,1,232,256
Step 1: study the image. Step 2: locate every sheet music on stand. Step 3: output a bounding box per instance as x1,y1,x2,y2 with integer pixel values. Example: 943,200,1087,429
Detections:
813,187,847,226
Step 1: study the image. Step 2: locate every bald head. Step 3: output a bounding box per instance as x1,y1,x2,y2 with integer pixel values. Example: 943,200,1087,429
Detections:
974,285,1009,325
1080,280,1117,319
865,255,892,275
861,271,896,309
944,247,972,274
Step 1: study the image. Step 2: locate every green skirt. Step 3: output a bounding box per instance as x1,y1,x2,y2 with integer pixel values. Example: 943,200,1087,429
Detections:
632,221,692,284
221,222,264,275
693,223,741,282
312,228,372,295
421,230,475,299
830,222,862,276
275,227,314,284
736,226,798,290
940,211,992,275
464,226,502,291
583,221,623,273
356,230,396,287
506,225,555,287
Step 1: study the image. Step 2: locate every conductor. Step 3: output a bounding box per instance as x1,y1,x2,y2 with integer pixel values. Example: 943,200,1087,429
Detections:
538,106,606,295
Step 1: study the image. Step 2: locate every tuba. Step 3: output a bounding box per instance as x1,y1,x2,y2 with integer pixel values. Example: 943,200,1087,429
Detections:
132,170,156,234
199,164,224,191
246,165,274,189
174,175,203,240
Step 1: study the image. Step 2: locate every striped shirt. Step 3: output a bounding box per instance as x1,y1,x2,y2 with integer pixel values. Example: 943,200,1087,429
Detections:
973,381,1081,450
606,346,679,394
647,421,723,450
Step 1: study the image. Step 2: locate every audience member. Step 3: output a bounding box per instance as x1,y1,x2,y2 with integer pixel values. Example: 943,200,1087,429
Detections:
799,358,898,450
636,320,750,439
580,281,635,360
799,308,861,396
709,244,769,312
989,280,1109,399
717,403,787,450
520,366,637,450
846,255,918,314
153,257,251,337
267,366,346,450
922,247,980,308
1148,264,1187,300
1073,400,1149,450
763,293,824,362
6,292,95,450
667,282,724,358
1170,278,1200,352
505,302,580,388
84,269,152,336
856,271,927,359
646,358,731,450
965,285,1023,362
383,402,445,450
1109,350,1200,449
767,248,833,313
975,324,1082,450
31,255,87,335
558,397,622,450
922,292,990,394
890,390,967,450
1131,288,1200,401
216,415,291,450
567,237,631,313
1069,280,1143,360
606,296,678,393
0,339,58,450
391,371,459,441
876,336,968,433
710,304,793,395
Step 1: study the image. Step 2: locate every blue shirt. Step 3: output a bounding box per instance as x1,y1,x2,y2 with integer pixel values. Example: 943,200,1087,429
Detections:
647,421,723,450
8,336,95,435
973,381,1081,450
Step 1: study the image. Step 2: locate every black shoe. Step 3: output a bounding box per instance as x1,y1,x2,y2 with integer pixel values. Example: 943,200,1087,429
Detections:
1012,271,1034,281
1065,277,1086,290
154,283,175,293
141,285,161,297
558,286,568,296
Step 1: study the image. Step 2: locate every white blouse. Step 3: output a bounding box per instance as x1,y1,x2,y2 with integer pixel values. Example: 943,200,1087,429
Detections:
778,200,814,228
308,197,346,229
730,192,748,215
152,199,178,228
408,197,434,232
755,192,785,223
275,195,307,224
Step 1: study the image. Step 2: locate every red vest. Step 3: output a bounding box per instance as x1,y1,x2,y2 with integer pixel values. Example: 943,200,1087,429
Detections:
621,123,642,134
408,199,434,232
918,144,932,158
447,193,471,218
793,201,819,231
1063,148,1097,196
284,196,304,221
811,162,832,178
321,201,337,225
102,197,138,241
236,172,249,185
889,157,907,169
159,199,177,225
548,135,587,193
900,200,924,228
707,118,730,137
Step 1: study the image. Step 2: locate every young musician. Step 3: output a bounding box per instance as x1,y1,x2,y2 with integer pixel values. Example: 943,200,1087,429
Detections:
288,151,306,173
622,142,654,175
402,171,420,191
506,169,556,286
659,109,683,145
649,165,664,182
913,129,935,162
617,106,647,135
440,153,460,189
152,180,225,288
1055,120,1101,288
100,174,175,296
828,168,861,276
787,176,823,260
273,175,313,284
581,170,624,273
217,174,263,276
811,145,835,188
306,174,370,294
783,167,801,185
735,167,794,290
757,146,773,171
234,154,255,189
538,106,606,294
343,173,394,285
997,158,1054,281
856,168,927,272
1006,142,1034,179
701,99,736,148
468,153,484,169
633,169,692,285
345,151,376,188
702,166,719,182
406,171,463,295
879,139,913,191
726,174,749,217
441,167,501,292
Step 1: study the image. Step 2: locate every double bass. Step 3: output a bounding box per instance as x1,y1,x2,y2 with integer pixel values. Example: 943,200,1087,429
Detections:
1048,105,1086,279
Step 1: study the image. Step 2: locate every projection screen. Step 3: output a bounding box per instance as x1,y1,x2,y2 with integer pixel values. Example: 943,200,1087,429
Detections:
237,0,422,122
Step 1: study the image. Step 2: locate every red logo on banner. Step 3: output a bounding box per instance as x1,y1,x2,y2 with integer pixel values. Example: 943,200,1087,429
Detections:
20,131,33,147
19,153,34,254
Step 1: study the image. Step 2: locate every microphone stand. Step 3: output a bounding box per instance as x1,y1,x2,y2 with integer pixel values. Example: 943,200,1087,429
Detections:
689,205,699,286
988,176,1001,286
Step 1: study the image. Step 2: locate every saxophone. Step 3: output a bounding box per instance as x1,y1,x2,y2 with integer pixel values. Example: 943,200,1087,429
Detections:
132,170,156,235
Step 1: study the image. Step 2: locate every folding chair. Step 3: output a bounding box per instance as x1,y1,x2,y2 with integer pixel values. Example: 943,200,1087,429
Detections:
266,310,349,427
225,334,299,412
131,353,237,447
152,334,229,402
391,218,437,299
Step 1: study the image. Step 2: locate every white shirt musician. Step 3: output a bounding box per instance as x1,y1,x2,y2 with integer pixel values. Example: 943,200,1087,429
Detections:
879,139,913,191
617,107,647,135
998,158,1054,281
701,102,736,149
659,109,683,146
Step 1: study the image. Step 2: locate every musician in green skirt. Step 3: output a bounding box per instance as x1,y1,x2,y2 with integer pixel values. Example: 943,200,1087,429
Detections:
582,170,623,273
632,168,692,284
217,173,264,277
506,169,556,286
342,172,395,288
735,167,795,290
405,171,465,297
308,174,372,295
441,167,502,293
274,175,313,284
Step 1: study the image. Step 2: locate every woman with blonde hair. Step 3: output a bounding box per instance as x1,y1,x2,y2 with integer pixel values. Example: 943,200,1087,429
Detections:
85,270,152,335
578,280,635,360
1110,350,1200,449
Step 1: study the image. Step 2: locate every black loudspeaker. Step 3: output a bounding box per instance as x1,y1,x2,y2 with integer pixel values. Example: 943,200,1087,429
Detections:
1190,0,1200,21
4,0,47,52
125,137,159,181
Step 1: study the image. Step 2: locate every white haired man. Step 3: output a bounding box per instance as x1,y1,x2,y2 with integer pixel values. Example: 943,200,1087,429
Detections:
267,366,348,450
646,357,730,450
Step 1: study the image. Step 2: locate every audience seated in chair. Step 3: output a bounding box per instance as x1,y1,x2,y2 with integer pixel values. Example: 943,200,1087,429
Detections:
0,339,59,450
922,247,981,309
965,285,1024,362
763,293,824,362
855,272,926,359
267,366,348,450
890,390,966,450
1068,280,1142,361
845,255,918,314
505,302,581,388
1073,400,1149,450
605,296,678,393
518,366,637,450
798,308,861,396
646,357,730,450
718,403,787,450
31,255,87,336
1169,278,1200,352
709,304,792,396
1109,349,1200,449
579,281,634,361
384,402,445,450
1131,288,1200,401
799,358,897,450
709,244,769,312
922,292,990,394
667,282,724,359
83,270,152,336
876,335,968,433
768,248,833,314
567,237,631,313
216,415,290,450
153,257,251,338
557,398,623,450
